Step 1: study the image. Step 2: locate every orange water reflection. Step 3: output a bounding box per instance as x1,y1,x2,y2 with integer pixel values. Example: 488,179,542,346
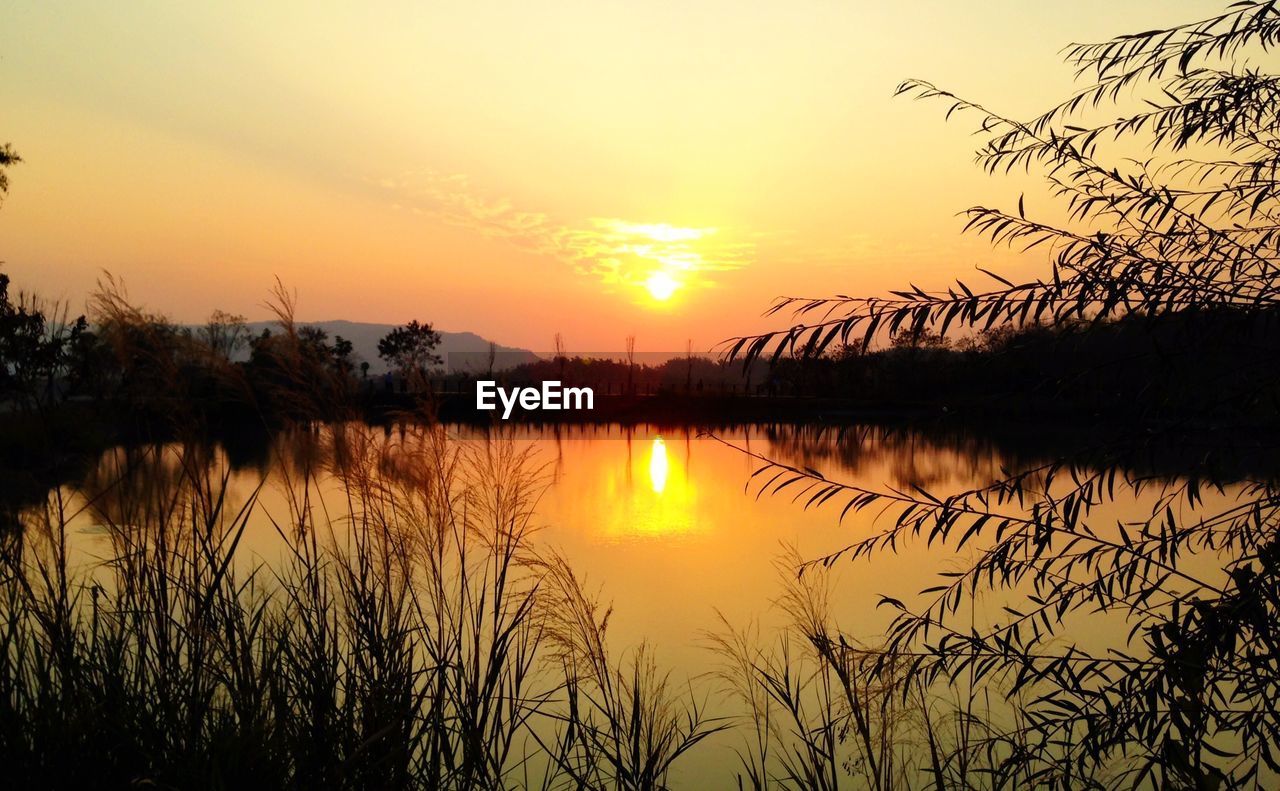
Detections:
61,424,1231,653
649,436,669,494
587,433,701,539
48,422,1239,789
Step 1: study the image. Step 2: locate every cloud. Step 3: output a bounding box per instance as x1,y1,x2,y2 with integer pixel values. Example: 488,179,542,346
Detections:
370,170,755,294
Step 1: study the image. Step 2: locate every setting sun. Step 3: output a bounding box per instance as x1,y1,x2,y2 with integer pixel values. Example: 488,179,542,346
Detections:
644,271,679,301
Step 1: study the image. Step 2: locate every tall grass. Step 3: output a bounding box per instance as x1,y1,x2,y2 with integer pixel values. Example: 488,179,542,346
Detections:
3,420,1042,789
0,420,730,789
538,556,724,788
2,279,1049,789
708,550,1051,790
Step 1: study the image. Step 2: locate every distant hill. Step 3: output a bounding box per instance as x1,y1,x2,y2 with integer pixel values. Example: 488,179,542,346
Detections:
239,320,540,374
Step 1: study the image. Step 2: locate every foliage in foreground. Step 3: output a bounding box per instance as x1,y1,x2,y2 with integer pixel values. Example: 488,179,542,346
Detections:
727,2,1280,787
0,427,727,790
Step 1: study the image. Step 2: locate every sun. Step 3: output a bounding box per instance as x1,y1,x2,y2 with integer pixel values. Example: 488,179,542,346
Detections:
644,271,679,301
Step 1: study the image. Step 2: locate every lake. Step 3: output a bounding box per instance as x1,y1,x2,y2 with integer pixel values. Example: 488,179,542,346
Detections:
27,419,1253,788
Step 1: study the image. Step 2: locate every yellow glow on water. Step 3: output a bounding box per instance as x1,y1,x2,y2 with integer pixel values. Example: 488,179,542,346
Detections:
618,433,697,536
649,436,669,493
567,432,701,539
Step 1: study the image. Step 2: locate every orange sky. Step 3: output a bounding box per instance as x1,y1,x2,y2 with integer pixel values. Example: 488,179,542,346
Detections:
0,1,1218,352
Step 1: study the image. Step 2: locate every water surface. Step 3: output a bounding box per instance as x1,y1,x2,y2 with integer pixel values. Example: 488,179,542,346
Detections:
48,420,1216,786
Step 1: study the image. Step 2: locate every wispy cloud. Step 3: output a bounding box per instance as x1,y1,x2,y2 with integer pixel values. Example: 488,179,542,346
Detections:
371,171,754,294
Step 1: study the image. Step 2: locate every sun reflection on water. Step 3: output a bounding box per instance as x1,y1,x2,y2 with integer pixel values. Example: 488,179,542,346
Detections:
649,436,669,494
589,433,699,539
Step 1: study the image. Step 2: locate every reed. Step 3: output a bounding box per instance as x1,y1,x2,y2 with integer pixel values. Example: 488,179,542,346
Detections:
0,416,744,789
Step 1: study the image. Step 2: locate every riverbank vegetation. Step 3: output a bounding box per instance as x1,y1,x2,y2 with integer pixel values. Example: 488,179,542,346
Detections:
722,1,1280,786
0,425,728,788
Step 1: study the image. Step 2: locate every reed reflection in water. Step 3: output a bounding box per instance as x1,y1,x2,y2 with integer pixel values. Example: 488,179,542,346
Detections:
48,421,1138,676
13,420,1256,789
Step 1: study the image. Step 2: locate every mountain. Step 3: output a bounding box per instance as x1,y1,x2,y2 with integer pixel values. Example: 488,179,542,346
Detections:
241,320,540,374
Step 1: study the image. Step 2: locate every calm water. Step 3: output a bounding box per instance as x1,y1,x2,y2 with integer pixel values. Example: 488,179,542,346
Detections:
60,422,1017,655
46,420,1232,787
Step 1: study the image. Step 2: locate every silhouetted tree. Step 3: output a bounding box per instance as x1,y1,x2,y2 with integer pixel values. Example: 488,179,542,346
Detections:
295,326,356,381
731,3,1280,787
554,332,566,381
198,310,249,360
235,286,360,419
625,335,636,394
377,320,442,377
0,143,19,204
0,274,89,411
331,334,354,376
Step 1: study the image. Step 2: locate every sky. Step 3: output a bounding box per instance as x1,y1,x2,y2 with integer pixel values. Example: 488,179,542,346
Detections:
0,0,1222,352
